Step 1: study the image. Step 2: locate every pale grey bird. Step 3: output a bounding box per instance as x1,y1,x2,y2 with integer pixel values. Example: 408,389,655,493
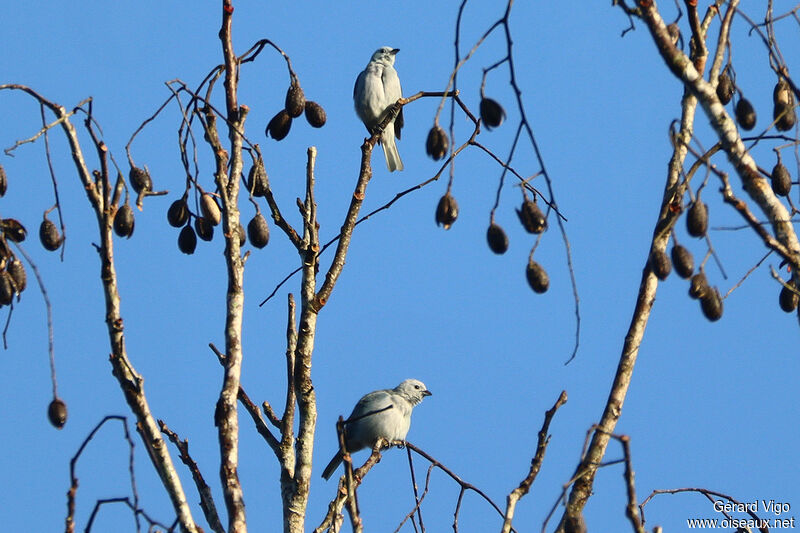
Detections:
354,46,404,172
321,378,431,480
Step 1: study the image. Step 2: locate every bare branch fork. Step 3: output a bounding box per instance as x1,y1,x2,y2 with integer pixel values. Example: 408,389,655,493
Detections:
501,390,567,533
161,421,225,533
639,487,771,529
65,416,147,533
559,0,800,528
557,1,727,528
0,83,200,532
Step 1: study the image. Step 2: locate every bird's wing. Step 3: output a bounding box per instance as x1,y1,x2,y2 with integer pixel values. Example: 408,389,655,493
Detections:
395,107,404,140
353,69,365,100
382,67,403,140
349,389,394,420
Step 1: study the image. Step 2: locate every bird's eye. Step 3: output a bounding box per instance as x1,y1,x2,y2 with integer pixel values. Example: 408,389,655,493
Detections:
414,385,420,389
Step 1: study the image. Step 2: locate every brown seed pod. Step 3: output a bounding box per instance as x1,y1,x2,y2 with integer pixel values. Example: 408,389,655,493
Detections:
48,398,68,429
516,199,547,234
129,166,153,194
716,72,734,105
773,79,792,105
7,259,26,294
686,200,708,238
0,271,13,305
266,109,292,141
247,159,268,197
735,97,756,130
689,271,709,300
670,244,694,279
650,249,671,280
0,164,7,197
235,222,246,247
771,161,792,197
700,286,723,321
39,219,61,251
435,193,458,230
779,283,799,313
426,126,449,161
774,102,796,132
2,218,27,243
247,213,270,249
304,101,327,128
486,223,509,254
480,98,506,130
167,198,190,228
178,225,197,254
285,82,306,118
200,193,221,226
526,259,550,294
113,203,135,238
195,217,214,241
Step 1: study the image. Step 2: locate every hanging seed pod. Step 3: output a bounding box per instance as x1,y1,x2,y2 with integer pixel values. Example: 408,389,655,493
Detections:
670,244,694,279
247,213,270,249
247,159,268,197
113,203,135,238
285,82,306,118
773,79,796,131
178,225,197,254
650,249,671,280
200,193,221,226
516,198,547,234
480,98,506,130
686,200,708,238
771,161,792,197
486,223,509,254
435,193,459,230
167,198,190,227
195,217,214,241
426,126,449,161
716,72,734,105
39,219,61,251
773,78,792,105
526,259,550,294
266,109,292,141
129,166,153,194
700,287,723,321
0,164,7,197
2,218,27,243
304,101,327,128
774,102,797,132
7,259,26,294
735,98,756,130
0,271,13,305
779,283,799,313
689,272,709,299
48,398,68,429
235,222,246,247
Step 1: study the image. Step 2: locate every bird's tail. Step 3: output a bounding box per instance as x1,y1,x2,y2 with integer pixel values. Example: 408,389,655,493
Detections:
381,126,403,172
321,450,344,480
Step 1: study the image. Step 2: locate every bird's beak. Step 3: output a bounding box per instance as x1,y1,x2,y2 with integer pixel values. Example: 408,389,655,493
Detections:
423,389,432,397
391,48,400,55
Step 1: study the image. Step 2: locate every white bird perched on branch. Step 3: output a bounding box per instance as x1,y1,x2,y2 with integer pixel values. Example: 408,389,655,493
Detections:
354,46,404,172
321,378,431,480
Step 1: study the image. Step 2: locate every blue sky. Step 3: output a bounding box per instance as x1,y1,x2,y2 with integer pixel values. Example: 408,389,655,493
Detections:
1,1,798,532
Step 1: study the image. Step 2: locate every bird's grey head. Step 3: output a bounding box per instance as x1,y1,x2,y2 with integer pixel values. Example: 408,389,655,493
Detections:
394,379,432,405
370,46,399,66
